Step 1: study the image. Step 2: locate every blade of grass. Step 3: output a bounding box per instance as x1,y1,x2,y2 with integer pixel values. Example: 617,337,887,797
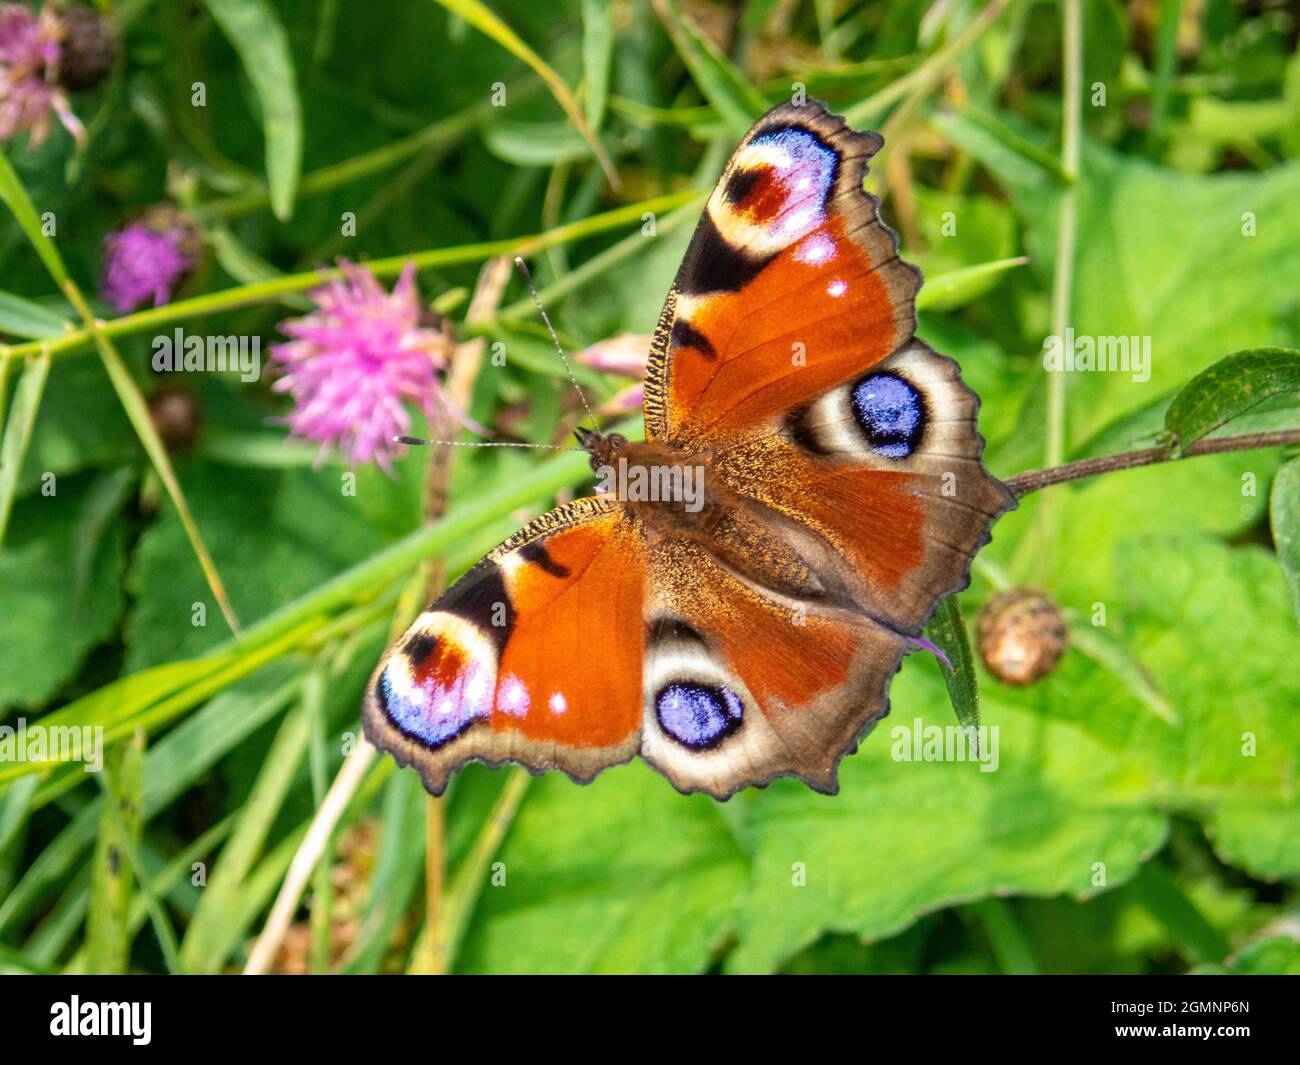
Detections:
651,0,767,134
0,666,299,936
436,768,531,971
179,699,310,973
0,151,68,285
1,192,696,366
432,0,620,190
0,291,70,339
1131,861,1231,964
200,0,303,220
86,731,145,974
304,666,335,974
580,0,613,131
924,595,980,733
63,281,241,634
0,346,50,548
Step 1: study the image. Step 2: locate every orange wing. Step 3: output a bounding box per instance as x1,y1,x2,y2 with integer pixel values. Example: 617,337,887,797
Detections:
645,99,1014,637
644,101,919,446
362,496,646,795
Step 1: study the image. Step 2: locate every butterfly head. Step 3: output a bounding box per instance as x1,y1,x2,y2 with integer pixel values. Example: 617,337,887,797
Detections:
573,426,629,472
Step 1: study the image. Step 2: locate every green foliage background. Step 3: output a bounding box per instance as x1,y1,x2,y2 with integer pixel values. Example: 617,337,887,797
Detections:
1,0,1299,975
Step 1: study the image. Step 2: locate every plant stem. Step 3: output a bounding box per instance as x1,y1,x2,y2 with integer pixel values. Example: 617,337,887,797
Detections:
1004,428,1300,497
1046,0,1082,470
0,193,697,368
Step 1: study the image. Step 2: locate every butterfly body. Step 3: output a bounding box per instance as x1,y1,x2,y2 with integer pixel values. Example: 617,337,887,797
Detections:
364,101,1015,799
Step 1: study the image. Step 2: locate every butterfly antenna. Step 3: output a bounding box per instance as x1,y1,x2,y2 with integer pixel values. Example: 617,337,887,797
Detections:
512,256,604,436
396,436,583,452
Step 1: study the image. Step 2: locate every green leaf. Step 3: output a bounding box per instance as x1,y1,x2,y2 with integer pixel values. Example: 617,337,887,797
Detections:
953,135,1300,447
1130,861,1229,965
86,733,145,974
580,0,613,131
916,256,1028,313
200,0,304,221
432,0,620,189
726,665,1167,972
1270,456,1300,621
482,121,595,168
0,665,297,936
0,292,70,340
1164,348,1300,455
933,105,1068,186
0,350,50,549
0,477,126,708
651,0,767,135
178,700,310,973
1194,936,1300,976
459,764,747,973
0,151,68,285
924,595,979,731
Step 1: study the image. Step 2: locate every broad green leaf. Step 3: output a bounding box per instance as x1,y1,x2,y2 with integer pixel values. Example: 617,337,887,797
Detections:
200,0,304,221
952,134,1300,446
1193,936,1300,976
0,477,125,709
15,358,135,494
459,764,747,974
1164,348,1300,455
726,664,1167,972
1270,456,1300,621
651,0,767,135
924,595,980,731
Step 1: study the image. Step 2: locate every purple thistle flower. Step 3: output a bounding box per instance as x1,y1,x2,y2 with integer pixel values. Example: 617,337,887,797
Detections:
0,3,84,146
100,222,194,314
270,261,456,472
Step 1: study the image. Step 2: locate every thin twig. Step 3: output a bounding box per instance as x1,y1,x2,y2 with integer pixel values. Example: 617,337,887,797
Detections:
1004,428,1300,497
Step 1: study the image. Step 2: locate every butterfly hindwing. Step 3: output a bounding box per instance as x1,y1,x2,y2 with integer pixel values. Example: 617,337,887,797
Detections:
639,538,907,797
363,495,646,794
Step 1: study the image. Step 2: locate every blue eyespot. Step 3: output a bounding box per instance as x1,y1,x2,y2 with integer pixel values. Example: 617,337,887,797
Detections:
851,372,925,458
655,682,743,749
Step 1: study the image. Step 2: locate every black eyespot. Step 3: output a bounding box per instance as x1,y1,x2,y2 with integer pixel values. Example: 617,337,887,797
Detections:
851,372,925,458
724,167,762,205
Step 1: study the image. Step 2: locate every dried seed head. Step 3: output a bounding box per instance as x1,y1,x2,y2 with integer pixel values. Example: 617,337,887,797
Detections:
147,385,202,454
977,588,1068,686
57,4,118,92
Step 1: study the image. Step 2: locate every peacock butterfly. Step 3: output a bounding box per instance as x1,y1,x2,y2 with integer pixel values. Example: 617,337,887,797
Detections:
362,100,1016,799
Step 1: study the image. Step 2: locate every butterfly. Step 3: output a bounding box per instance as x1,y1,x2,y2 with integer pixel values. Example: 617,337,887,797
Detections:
362,100,1015,800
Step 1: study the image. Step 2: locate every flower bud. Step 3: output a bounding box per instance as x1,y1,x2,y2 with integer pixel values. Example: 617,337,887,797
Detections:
977,589,1068,685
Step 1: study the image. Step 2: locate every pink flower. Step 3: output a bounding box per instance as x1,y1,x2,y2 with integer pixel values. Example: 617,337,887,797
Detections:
270,261,456,472
101,222,193,313
0,3,84,146
575,333,650,378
